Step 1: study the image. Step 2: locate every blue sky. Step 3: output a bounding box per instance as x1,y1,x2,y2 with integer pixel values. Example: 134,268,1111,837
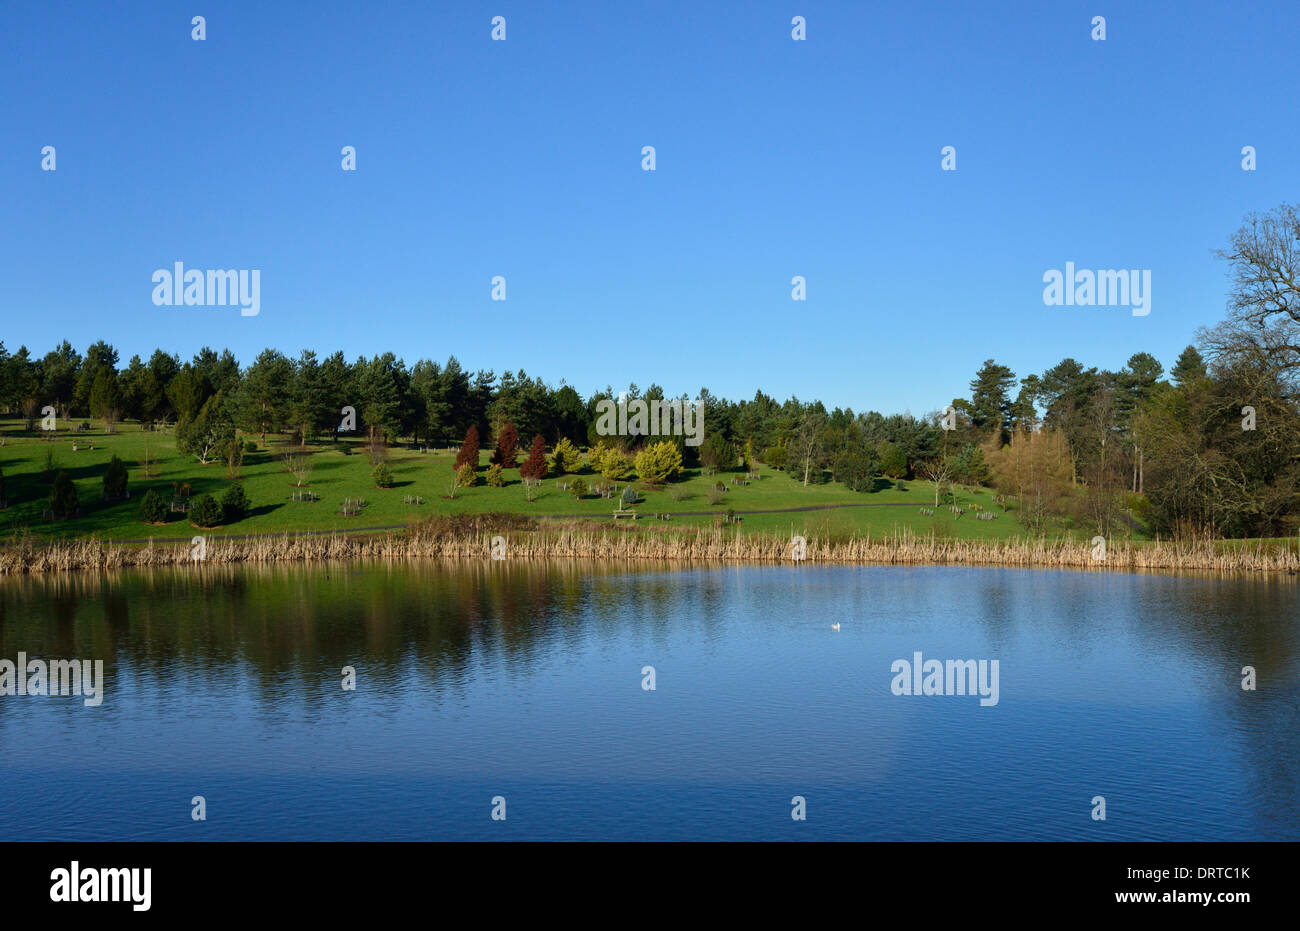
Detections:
3,0,1296,414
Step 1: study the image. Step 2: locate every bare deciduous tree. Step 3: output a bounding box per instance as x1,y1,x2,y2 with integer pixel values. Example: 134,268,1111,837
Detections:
1203,203,1300,393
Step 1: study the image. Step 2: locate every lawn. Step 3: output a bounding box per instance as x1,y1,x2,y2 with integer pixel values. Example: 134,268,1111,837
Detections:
0,418,1040,543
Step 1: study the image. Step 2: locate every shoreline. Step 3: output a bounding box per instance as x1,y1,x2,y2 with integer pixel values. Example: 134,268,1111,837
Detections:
2,519,1297,577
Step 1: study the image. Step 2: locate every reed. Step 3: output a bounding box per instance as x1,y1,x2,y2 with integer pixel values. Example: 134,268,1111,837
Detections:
2,518,1298,576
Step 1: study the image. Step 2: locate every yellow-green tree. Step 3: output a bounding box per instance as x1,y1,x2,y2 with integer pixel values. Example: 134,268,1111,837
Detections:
550,437,582,474
634,441,683,484
589,442,631,481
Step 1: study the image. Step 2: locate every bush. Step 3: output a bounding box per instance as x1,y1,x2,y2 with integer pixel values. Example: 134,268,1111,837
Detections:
372,463,394,488
222,483,250,521
486,463,505,487
140,488,168,524
835,448,879,493
243,440,259,453
456,461,477,488
620,486,638,508
634,440,684,484
550,437,582,474
49,471,79,519
763,443,788,471
102,455,129,500
1126,492,1152,523
588,442,631,480
189,493,222,528
569,477,588,499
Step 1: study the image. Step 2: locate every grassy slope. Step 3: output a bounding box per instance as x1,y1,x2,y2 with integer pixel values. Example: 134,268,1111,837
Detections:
1,419,1051,543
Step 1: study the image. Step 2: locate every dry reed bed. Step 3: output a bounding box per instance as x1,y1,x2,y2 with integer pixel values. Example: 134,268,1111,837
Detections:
2,523,1298,575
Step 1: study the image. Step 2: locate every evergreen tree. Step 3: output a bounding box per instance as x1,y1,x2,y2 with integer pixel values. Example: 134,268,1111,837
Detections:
455,425,480,470
1171,345,1208,386
103,455,128,500
492,421,520,468
968,359,1017,442
49,471,79,519
520,434,548,480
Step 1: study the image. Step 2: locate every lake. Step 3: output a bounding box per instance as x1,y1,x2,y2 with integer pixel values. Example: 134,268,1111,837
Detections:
1,560,1297,840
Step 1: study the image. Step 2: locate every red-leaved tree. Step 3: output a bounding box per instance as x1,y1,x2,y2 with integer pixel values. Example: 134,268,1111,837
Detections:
455,425,480,470
520,434,548,480
492,421,520,468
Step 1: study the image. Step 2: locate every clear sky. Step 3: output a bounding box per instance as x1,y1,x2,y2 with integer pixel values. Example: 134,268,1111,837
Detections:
3,0,1296,415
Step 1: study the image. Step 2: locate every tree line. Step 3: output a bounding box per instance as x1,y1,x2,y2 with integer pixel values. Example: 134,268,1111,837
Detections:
2,204,1297,540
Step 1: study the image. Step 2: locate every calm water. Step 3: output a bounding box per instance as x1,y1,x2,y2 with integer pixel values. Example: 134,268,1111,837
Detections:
1,560,1297,841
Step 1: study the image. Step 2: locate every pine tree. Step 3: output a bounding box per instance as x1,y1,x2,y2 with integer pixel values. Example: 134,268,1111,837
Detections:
455,425,480,470
102,454,128,501
49,471,79,519
492,421,520,468
520,434,548,480
1171,345,1207,386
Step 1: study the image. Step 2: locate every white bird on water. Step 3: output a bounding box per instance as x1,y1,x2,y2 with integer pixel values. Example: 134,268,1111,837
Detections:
831,623,841,632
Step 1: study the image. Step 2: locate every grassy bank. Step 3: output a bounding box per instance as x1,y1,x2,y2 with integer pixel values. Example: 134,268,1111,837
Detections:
0,418,1040,542
2,514,1297,576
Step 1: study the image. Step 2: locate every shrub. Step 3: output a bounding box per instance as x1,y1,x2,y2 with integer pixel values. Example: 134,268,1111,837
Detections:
589,443,630,480
103,455,129,500
550,437,582,474
763,443,788,471
222,483,250,521
457,461,477,488
486,463,505,487
1126,492,1152,524
243,440,259,453
620,486,638,508
49,471,78,519
569,477,588,499
835,448,879,493
634,440,684,484
224,438,245,478
188,493,222,528
372,463,394,488
706,489,725,506
140,488,168,524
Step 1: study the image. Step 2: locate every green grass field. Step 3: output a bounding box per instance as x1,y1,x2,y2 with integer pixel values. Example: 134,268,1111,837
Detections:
0,418,1042,543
